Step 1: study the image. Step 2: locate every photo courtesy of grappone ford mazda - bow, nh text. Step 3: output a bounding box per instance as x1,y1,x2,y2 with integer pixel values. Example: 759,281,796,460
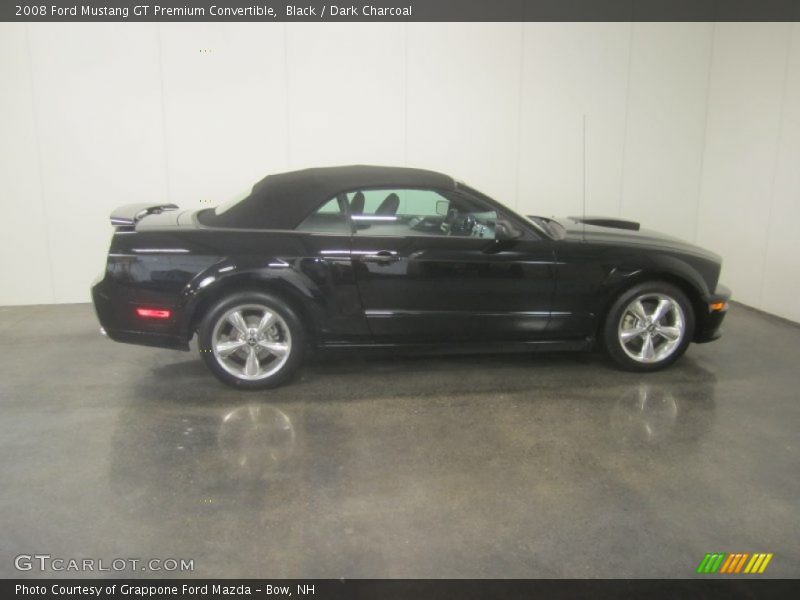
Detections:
91,165,730,389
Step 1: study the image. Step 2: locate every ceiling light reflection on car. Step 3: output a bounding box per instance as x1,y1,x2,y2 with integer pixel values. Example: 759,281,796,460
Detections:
321,250,398,255
132,248,190,253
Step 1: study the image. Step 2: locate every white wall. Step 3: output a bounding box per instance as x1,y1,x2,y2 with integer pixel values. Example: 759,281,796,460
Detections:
0,25,53,306
1,23,799,322
406,23,522,205
519,23,631,219
761,24,800,321
696,23,799,314
620,23,713,242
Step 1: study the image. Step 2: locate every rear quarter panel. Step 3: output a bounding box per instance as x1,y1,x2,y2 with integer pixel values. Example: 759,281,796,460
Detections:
100,227,367,344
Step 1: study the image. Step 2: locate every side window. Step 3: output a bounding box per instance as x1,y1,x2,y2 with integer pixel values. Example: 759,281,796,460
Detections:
295,197,350,234
347,189,497,239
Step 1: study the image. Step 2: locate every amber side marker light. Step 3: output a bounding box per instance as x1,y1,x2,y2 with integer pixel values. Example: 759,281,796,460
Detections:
136,308,172,319
709,302,727,312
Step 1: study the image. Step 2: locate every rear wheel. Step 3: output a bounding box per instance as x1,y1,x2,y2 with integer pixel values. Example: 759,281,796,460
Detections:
198,291,304,389
602,282,694,371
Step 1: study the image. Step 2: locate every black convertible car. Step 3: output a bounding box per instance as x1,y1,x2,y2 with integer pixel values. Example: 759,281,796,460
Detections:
92,165,730,389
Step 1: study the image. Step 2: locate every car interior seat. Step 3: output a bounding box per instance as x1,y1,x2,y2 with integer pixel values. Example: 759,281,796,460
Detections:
375,193,400,216
350,191,365,215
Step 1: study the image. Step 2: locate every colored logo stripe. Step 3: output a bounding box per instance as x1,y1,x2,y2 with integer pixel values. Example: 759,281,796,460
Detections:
744,553,774,574
719,553,749,573
697,553,726,573
719,554,736,573
697,552,773,574
734,553,750,573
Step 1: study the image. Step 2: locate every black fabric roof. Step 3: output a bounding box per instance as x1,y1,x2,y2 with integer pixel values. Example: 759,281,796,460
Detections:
203,165,455,230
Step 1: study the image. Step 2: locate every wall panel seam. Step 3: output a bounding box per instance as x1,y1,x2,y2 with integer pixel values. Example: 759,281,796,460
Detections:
156,24,172,202
283,23,292,168
692,22,716,244
617,22,634,218
24,23,56,303
513,23,525,210
758,23,795,308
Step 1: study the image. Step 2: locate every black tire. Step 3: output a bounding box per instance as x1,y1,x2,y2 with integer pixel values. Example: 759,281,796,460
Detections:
197,291,305,389
602,281,695,372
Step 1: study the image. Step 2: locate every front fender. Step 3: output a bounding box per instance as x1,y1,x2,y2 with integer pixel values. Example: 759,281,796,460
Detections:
594,251,720,334
600,253,713,301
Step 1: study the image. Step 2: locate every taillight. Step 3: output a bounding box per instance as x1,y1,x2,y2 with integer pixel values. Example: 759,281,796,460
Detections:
135,307,172,319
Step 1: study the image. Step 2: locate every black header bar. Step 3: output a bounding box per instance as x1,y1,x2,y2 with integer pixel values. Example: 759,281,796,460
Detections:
4,0,800,23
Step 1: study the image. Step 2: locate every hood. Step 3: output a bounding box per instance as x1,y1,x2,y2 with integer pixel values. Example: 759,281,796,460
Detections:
541,215,721,262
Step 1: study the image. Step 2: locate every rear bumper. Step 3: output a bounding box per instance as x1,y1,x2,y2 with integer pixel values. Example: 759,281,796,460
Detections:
694,283,731,343
91,274,190,351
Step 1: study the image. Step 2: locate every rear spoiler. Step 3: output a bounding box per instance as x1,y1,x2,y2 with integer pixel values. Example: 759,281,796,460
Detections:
567,215,640,231
110,203,179,227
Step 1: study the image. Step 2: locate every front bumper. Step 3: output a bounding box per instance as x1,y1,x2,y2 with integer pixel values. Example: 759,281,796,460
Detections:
694,283,731,343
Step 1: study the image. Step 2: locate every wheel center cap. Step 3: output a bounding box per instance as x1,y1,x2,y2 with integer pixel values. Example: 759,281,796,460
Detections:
246,328,259,346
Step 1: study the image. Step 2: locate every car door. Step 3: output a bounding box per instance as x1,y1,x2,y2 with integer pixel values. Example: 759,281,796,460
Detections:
292,195,370,340
346,187,557,342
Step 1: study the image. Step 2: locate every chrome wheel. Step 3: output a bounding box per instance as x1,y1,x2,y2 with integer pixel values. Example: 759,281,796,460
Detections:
617,293,685,364
211,304,291,381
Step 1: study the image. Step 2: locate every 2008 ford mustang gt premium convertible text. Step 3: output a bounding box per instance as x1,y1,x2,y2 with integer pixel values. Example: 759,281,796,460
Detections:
92,165,730,389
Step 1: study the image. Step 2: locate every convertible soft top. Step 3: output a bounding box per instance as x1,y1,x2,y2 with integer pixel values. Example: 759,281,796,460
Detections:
202,165,455,230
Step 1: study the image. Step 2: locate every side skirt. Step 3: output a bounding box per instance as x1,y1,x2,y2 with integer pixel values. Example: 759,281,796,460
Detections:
316,338,593,357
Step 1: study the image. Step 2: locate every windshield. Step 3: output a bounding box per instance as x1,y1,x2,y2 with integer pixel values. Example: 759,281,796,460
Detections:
527,215,566,239
458,181,553,239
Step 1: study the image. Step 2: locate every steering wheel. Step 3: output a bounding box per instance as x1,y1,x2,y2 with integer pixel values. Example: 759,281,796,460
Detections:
460,215,477,236
448,214,476,236
440,207,459,235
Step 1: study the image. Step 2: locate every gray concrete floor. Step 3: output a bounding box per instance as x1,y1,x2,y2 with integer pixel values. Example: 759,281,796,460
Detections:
0,303,798,578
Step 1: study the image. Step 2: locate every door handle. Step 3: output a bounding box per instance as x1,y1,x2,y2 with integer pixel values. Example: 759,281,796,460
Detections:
361,250,399,264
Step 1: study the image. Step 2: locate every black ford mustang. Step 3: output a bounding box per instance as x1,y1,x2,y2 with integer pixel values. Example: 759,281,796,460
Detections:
92,165,730,389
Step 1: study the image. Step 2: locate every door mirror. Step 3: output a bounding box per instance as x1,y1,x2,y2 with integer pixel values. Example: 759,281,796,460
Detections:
435,200,449,216
495,219,523,241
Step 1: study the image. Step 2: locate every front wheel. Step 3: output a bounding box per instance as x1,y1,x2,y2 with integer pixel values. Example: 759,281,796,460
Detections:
198,291,304,389
602,282,695,372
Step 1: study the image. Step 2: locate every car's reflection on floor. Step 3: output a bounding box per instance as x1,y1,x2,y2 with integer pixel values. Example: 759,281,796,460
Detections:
216,404,296,481
104,352,718,577
609,382,711,446
108,352,716,505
